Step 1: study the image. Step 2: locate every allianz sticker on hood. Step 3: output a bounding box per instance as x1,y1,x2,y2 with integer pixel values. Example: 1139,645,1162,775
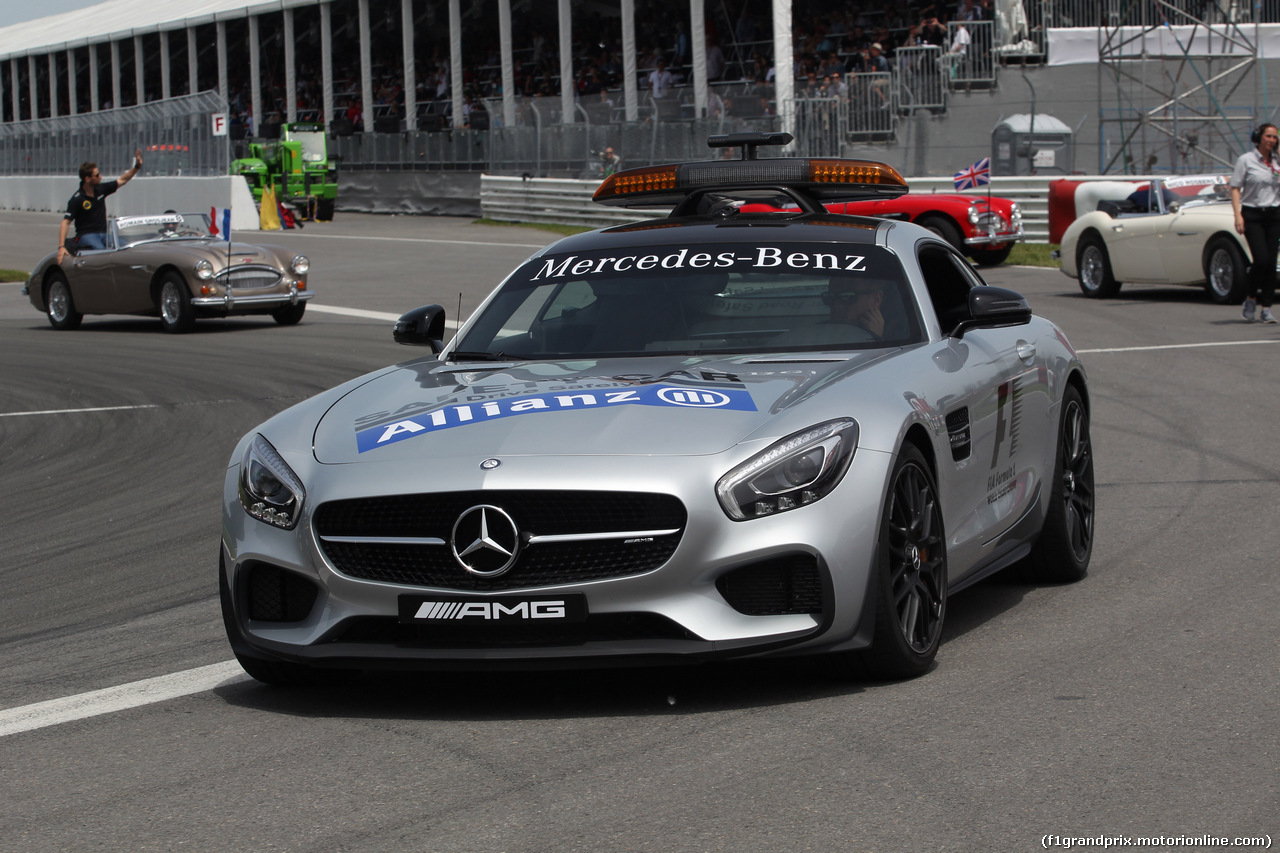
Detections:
356,384,757,452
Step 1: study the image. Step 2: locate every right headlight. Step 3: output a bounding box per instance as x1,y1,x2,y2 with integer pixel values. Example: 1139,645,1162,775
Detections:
716,419,859,520
238,434,306,530
194,259,214,281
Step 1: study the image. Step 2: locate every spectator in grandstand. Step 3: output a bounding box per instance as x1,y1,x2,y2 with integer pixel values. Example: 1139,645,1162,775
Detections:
56,150,142,264
957,0,985,21
920,16,948,48
648,60,676,98
705,39,725,81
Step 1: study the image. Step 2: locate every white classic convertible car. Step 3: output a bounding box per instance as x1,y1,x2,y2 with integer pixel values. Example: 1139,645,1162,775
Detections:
1057,175,1250,303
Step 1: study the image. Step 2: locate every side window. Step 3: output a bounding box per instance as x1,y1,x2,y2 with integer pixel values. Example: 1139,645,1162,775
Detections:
917,245,974,334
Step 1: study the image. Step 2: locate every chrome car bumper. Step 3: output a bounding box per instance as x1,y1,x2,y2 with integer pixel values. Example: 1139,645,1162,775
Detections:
965,226,1025,246
192,288,314,309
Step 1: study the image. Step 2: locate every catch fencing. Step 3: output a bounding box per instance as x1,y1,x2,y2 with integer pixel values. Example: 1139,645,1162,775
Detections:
0,91,229,177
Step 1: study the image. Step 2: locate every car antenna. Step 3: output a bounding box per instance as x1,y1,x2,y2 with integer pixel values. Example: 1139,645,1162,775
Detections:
456,292,462,343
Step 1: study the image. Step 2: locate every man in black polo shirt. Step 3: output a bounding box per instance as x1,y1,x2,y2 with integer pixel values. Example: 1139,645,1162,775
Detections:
56,148,143,264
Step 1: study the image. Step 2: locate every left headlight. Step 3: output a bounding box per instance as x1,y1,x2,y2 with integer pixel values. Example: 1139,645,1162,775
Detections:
238,434,306,530
716,419,859,520
194,259,214,281
291,255,310,275
1009,203,1022,228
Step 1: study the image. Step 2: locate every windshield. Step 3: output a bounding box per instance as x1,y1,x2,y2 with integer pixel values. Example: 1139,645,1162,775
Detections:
114,213,215,248
292,131,327,163
452,242,922,359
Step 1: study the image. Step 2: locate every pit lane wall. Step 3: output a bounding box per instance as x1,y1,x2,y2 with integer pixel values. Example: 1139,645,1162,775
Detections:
0,175,260,231
481,174,1070,243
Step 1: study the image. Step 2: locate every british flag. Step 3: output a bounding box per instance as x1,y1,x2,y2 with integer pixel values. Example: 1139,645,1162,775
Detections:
953,157,991,191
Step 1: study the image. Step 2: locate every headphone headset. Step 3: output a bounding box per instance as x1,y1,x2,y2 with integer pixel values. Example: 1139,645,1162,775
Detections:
1253,123,1270,145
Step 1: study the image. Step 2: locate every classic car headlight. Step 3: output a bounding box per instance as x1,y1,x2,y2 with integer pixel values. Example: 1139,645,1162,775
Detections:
716,419,858,520
1010,203,1022,227
291,255,310,275
238,434,305,530
968,205,982,225
194,259,215,281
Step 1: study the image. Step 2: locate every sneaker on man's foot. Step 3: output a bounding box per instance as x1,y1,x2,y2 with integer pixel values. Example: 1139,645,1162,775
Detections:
1261,308,1278,324
1243,298,1258,321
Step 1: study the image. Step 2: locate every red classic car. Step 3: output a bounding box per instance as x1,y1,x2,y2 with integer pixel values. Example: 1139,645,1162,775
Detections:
823,193,1025,267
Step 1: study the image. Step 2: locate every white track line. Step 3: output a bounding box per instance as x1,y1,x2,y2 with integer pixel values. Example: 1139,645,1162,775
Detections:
0,404,160,418
0,661,249,738
283,233,548,248
1077,339,1279,354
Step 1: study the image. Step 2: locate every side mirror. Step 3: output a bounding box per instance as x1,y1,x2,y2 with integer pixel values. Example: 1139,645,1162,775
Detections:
394,304,446,351
951,286,1032,339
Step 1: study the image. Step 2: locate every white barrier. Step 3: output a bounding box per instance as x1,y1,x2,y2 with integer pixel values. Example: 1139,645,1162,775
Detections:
0,175,261,231
481,174,1059,243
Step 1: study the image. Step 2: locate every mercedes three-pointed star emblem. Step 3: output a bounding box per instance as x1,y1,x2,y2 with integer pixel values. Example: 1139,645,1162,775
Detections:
450,505,521,577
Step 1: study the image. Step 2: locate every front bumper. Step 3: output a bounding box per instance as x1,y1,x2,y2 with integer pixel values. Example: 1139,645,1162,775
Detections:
192,288,314,309
964,226,1025,247
220,447,894,670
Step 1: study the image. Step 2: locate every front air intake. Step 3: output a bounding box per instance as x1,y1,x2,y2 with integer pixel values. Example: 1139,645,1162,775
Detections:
245,563,320,622
717,555,824,615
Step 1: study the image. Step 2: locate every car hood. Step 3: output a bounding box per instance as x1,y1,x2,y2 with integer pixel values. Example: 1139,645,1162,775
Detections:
312,352,896,463
132,240,283,266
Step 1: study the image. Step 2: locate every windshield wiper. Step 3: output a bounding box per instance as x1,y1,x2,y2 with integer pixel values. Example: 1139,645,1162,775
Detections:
447,351,515,362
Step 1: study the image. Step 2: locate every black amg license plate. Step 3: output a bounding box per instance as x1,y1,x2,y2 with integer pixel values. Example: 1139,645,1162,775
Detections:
398,594,588,624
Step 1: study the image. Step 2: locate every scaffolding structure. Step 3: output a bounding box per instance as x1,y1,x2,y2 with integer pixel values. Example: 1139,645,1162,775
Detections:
1097,0,1265,174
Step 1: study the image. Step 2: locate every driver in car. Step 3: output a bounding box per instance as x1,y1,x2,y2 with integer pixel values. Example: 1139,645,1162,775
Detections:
822,277,887,338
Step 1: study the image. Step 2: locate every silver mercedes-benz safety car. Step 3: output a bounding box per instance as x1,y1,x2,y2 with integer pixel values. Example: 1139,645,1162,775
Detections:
221,132,1094,685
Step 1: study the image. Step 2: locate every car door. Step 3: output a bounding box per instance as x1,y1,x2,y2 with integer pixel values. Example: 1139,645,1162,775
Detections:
916,244,1053,579
1103,181,1172,282
65,242,118,313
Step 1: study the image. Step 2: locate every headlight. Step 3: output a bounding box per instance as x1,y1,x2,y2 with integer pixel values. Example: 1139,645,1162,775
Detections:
716,419,859,520
1010,203,1022,227
968,205,981,225
238,434,306,530
194,259,214,281
291,255,310,275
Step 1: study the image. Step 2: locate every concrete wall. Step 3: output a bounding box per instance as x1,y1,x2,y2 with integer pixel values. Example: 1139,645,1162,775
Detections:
0,175,260,230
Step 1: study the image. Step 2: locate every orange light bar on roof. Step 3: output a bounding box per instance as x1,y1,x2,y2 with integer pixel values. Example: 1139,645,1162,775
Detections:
593,157,909,209
809,159,906,186
597,165,679,200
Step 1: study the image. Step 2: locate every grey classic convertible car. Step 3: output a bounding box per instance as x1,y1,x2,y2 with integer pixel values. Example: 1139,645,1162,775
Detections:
221,133,1093,686
24,211,312,333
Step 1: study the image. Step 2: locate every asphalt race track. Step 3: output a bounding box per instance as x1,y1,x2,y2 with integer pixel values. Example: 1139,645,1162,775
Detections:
0,210,1276,852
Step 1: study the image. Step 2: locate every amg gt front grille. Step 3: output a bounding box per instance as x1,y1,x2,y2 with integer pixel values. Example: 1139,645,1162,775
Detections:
313,491,687,591
220,266,282,289
716,554,825,615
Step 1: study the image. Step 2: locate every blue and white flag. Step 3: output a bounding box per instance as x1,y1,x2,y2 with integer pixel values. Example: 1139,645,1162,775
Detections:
953,157,991,191
209,206,232,240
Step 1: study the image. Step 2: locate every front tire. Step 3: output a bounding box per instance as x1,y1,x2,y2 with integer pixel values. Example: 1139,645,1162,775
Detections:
856,443,948,679
45,270,83,330
1013,385,1094,583
272,302,306,326
918,215,965,253
1076,235,1122,298
157,272,196,333
1204,237,1247,304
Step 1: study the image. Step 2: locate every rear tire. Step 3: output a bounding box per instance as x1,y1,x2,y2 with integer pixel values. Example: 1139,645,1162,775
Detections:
316,197,335,221
1204,237,1247,305
1076,235,1122,298
45,270,83,330
157,271,196,333
272,302,306,326
1012,385,1094,584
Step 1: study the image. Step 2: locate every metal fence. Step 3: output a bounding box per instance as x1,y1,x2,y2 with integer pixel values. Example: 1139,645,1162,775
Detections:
0,91,229,177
